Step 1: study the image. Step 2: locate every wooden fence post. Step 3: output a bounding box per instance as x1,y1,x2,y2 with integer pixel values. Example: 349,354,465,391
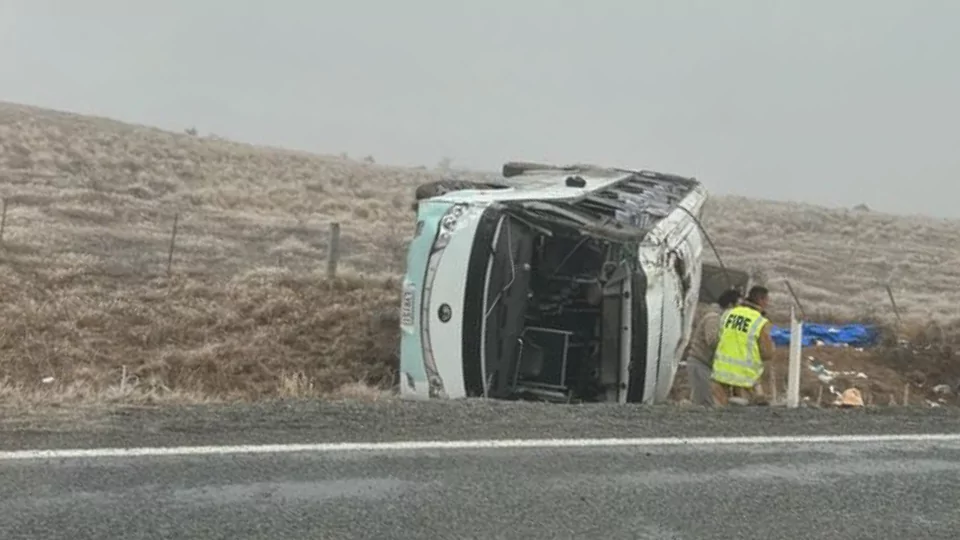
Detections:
885,284,902,329
166,213,179,276
0,198,8,244
783,279,806,320
769,366,779,405
326,222,341,278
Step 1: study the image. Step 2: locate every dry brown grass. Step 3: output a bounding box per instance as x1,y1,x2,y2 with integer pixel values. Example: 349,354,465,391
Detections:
704,196,960,324
2,100,959,406
0,266,401,406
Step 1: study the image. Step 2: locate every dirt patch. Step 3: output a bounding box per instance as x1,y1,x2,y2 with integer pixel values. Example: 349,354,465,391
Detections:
672,340,960,408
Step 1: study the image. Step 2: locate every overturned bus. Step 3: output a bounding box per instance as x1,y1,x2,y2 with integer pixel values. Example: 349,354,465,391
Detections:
398,161,744,404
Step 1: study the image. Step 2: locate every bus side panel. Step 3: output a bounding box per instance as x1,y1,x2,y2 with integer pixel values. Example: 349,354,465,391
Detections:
418,212,482,399
637,245,665,404
654,251,689,402
636,191,707,404
652,221,703,402
399,202,453,400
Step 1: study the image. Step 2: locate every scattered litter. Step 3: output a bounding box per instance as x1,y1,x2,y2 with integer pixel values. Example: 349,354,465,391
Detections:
41,377,54,384
932,384,952,395
808,360,869,383
926,400,942,408
833,388,864,407
809,360,833,383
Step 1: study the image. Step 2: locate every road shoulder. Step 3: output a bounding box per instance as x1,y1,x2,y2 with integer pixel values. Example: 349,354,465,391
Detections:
2,400,959,451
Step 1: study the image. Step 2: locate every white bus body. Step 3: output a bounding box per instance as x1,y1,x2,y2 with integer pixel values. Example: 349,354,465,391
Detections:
399,162,722,404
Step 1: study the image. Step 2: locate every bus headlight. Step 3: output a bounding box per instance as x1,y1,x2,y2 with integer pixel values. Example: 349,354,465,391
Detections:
431,203,468,253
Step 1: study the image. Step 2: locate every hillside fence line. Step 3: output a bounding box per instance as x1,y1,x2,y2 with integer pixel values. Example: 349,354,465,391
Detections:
0,197,348,280
0,197,922,336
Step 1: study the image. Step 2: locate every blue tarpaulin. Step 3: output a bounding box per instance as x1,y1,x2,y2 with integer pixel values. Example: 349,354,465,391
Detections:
769,323,880,348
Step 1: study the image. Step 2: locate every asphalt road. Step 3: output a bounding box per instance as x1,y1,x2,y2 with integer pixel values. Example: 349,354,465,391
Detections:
1,402,959,539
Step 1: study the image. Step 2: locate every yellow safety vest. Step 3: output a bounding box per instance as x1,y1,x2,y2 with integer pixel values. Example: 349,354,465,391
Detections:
711,305,769,388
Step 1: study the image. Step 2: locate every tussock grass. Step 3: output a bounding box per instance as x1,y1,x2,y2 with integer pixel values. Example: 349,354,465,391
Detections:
0,264,401,405
1,100,959,406
704,196,960,324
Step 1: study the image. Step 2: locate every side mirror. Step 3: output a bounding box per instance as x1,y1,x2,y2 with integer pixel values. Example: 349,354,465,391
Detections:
699,262,750,304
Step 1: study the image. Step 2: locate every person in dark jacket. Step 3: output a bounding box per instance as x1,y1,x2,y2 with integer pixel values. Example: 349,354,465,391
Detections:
683,288,741,406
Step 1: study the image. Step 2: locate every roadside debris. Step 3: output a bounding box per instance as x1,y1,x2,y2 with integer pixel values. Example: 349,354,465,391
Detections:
932,384,953,395
833,388,864,408
808,359,868,384
671,320,960,409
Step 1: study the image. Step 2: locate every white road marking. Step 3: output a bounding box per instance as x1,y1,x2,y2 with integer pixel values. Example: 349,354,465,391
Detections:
1,433,959,461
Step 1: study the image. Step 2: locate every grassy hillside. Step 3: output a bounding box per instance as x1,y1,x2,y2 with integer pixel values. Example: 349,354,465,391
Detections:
1,101,958,406
703,196,960,323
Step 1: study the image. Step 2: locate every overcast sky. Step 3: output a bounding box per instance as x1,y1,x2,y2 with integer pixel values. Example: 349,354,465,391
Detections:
2,0,958,218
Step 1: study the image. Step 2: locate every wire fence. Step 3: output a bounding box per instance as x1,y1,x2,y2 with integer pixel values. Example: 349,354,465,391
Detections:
0,196,378,281
0,195,933,331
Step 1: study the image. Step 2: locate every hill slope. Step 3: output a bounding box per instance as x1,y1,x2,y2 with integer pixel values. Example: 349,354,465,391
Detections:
1,101,958,406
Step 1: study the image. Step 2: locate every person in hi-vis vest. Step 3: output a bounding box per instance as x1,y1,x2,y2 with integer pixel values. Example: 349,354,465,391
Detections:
709,286,775,406
682,288,741,406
